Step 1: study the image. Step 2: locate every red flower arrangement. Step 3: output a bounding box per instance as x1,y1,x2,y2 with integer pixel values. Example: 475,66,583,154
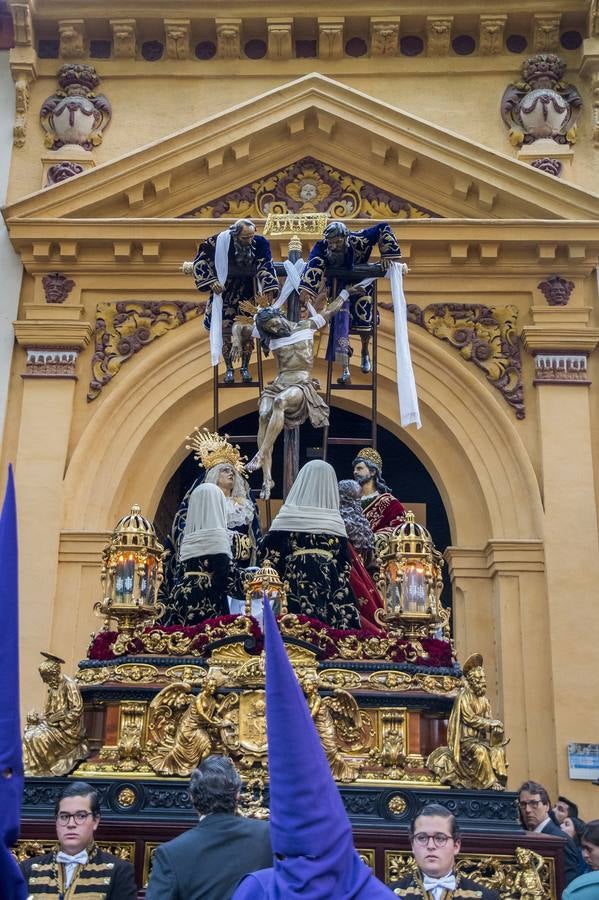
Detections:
86,614,454,669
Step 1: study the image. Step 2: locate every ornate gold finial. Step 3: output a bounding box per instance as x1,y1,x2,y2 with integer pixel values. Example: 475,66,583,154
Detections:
185,427,247,474
355,447,383,472
288,234,302,253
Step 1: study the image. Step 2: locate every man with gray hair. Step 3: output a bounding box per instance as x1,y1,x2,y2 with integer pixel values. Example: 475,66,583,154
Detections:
146,755,271,899
192,220,279,383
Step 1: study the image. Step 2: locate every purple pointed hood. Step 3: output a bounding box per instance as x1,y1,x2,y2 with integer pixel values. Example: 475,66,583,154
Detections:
233,600,395,899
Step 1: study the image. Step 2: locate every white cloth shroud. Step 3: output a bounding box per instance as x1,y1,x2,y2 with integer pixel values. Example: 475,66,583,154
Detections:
387,262,421,429
209,229,231,366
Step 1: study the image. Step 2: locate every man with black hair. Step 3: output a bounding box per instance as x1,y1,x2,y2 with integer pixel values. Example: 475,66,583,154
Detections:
518,780,580,886
352,447,405,533
145,754,271,900
20,780,136,898
390,803,500,899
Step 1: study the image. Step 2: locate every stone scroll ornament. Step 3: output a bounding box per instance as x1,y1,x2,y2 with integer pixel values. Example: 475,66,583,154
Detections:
501,53,582,148
379,300,524,418
88,300,205,400
40,63,112,150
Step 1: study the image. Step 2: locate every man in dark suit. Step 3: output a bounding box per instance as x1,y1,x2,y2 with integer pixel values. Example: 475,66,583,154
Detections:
20,780,137,898
391,803,500,899
146,755,271,900
518,780,581,886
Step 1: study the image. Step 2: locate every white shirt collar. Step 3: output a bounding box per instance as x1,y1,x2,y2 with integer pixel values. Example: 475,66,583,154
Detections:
534,816,552,833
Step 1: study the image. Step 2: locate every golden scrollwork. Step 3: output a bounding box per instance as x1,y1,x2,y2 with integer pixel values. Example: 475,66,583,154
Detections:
367,670,459,694
113,663,160,683
371,711,408,779
387,796,407,816
357,849,376,871
319,669,362,689
13,841,136,864
165,665,207,685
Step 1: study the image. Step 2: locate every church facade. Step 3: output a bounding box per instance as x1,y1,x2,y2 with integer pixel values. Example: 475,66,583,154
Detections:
1,0,599,818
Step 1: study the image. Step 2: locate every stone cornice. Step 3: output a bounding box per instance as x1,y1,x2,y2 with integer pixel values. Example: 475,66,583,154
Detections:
445,541,545,579
6,218,599,277
4,74,599,222
520,325,599,354
13,319,94,349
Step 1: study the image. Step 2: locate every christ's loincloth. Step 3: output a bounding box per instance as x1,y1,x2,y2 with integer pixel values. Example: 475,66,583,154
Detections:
262,374,329,429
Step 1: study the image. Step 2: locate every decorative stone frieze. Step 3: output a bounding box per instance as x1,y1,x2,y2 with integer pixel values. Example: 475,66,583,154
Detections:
533,353,589,384
164,19,190,60
267,18,293,60
537,275,574,306
24,349,79,378
40,64,111,151
110,19,137,58
532,14,560,53
216,18,241,59
479,16,506,56
426,16,453,57
318,17,344,60
530,157,562,176
370,18,400,57
58,19,86,58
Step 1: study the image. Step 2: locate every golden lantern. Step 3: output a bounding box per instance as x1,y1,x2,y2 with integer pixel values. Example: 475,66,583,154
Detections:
375,511,448,639
95,504,165,642
243,564,288,622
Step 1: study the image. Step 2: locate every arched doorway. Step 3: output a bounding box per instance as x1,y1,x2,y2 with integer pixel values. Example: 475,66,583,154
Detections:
154,406,453,605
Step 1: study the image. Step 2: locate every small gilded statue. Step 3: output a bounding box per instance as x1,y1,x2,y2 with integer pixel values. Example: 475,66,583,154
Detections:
427,652,508,790
513,847,547,900
301,672,365,783
23,652,89,776
146,675,233,776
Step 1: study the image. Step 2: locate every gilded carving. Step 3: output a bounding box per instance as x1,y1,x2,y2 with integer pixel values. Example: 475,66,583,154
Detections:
58,19,86,58
533,14,560,53
14,841,135,865
367,671,459,694
115,701,146,768
110,19,137,58
301,672,372,782
267,20,293,60
165,664,207,685
146,676,234,776
479,16,506,56
87,300,205,400
183,156,436,220
164,18,190,59
427,653,508,791
370,19,400,57
23,653,89,776
377,711,407,778
386,849,554,898
318,19,344,59
427,17,453,57
319,669,362,690
216,20,241,59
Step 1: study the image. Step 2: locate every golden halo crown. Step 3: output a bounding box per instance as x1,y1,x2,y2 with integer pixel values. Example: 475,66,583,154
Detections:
356,447,383,472
185,427,247,475
463,652,484,676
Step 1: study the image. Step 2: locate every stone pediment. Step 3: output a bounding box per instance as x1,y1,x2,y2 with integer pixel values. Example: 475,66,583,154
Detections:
4,72,599,222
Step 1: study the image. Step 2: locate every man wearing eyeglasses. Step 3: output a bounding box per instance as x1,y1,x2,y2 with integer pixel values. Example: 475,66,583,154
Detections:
518,780,581,886
390,803,500,898
20,781,137,898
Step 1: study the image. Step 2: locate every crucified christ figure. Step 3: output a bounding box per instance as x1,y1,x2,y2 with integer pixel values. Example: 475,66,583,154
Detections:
246,296,343,499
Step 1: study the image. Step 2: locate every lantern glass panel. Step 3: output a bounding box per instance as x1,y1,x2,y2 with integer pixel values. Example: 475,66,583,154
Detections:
115,553,135,604
140,555,156,602
403,562,427,613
